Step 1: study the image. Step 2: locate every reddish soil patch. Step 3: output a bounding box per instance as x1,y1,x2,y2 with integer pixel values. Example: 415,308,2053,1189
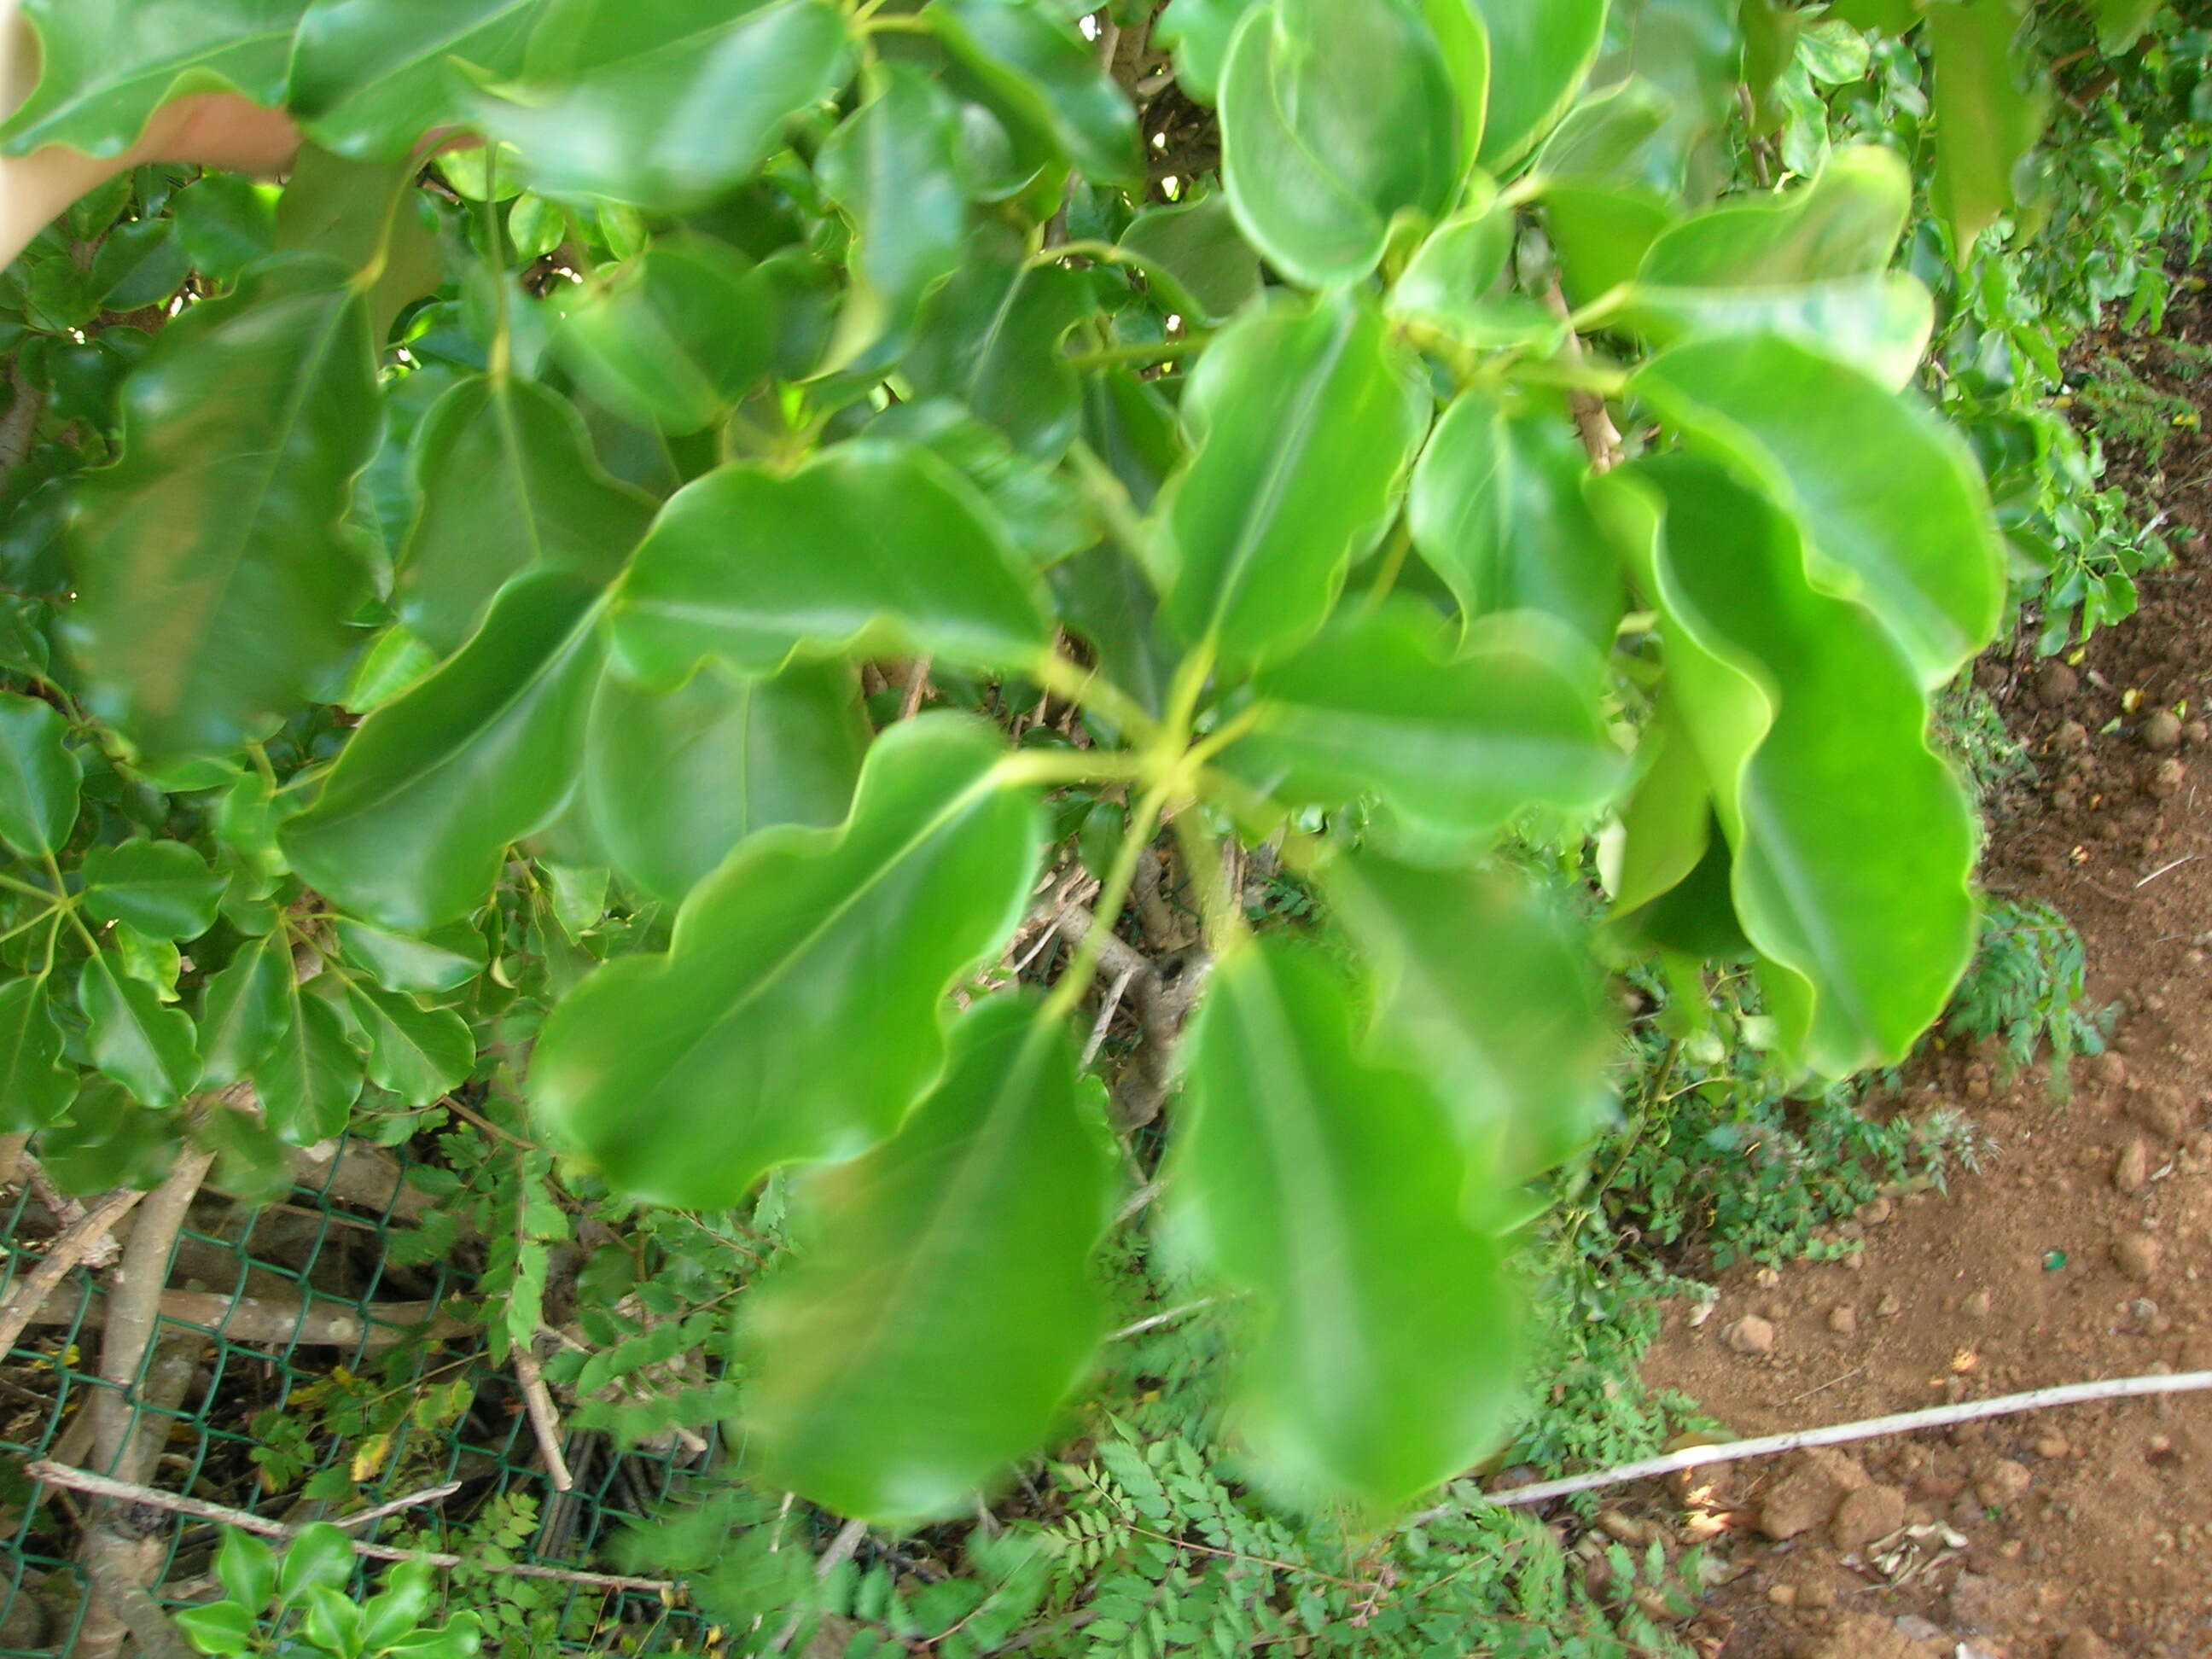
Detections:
1632,351,2212,1654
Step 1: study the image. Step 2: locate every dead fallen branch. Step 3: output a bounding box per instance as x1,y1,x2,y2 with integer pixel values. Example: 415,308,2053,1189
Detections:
15,1286,466,1348
515,1346,576,1491
0,1185,147,1357
27,1463,680,1597
82,1152,215,1659
1481,1368,2212,1509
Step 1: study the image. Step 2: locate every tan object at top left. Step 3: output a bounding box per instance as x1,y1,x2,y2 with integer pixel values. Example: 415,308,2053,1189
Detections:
0,0,300,271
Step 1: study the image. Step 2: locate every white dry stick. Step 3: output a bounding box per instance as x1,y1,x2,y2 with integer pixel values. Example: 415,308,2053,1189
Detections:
515,1346,577,1492
1081,965,1139,1068
1481,1369,2212,1509
27,1463,678,1595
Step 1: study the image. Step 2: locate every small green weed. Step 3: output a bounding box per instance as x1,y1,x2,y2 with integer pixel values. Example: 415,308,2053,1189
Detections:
1934,681,2034,816
1942,896,2116,1097
2076,352,2203,469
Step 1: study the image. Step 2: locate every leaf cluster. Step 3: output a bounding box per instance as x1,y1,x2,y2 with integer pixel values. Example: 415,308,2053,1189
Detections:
0,0,2152,1573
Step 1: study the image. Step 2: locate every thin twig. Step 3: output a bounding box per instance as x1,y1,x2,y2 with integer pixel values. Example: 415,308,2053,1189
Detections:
26,1464,681,1596
1081,966,1139,1068
515,1347,576,1492
1114,1181,1161,1225
0,1185,147,1357
2135,854,2196,888
899,655,933,721
1108,1298,1217,1342
13,1285,462,1348
337,1481,465,1528
1541,277,1623,471
1480,1369,2212,1509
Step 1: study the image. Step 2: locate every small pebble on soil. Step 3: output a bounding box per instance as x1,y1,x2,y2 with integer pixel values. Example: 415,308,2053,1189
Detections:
2113,1138,2152,1194
2113,1232,2161,1282
1723,1314,1774,1355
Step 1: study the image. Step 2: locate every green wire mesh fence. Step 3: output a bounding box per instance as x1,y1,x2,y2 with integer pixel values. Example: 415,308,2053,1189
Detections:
0,1140,713,1656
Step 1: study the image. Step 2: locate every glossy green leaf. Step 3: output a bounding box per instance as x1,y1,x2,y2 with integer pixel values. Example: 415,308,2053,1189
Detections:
1532,76,1674,181
1626,269,1933,390
63,259,378,761
815,63,968,374
469,0,853,210
0,978,73,1134
284,570,609,930
1620,146,1931,385
38,1077,180,1195
1324,853,1615,1183
80,953,197,1108
272,148,443,338
1739,0,1802,129
169,175,278,288
1610,706,1754,961
346,984,474,1104
276,1523,356,1605
1219,0,1462,288
1225,602,1623,849
903,237,1089,458
363,1562,436,1650
870,400,1099,570
90,218,191,311
196,934,292,1088
924,0,1141,187
214,1529,276,1613
1050,543,1176,722
1419,0,1490,180
291,0,544,159
1388,190,1563,352
0,692,79,859
1825,0,1918,29
1543,180,1674,306
1599,0,1743,195
1154,0,1254,104
1466,0,1606,167
330,917,489,994
1160,290,1426,670
2089,0,2163,51
1926,0,2048,263
1169,939,1522,1511
81,839,230,940
0,0,306,156
176,1601,255,1657
746,996,1114,1522
585,659,868,905
608,442,1050,684
1117,194,1263,327
1406,385,1624,648
253,987,364,1144
531,714,1042,1209
1643,144,1909,282
379,1617,481,1659
301,1585,367,1657
112,924,183,1002
551,238,777,434
395,374,655,657
1630,334,2005,689
1595,456,1980,1073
